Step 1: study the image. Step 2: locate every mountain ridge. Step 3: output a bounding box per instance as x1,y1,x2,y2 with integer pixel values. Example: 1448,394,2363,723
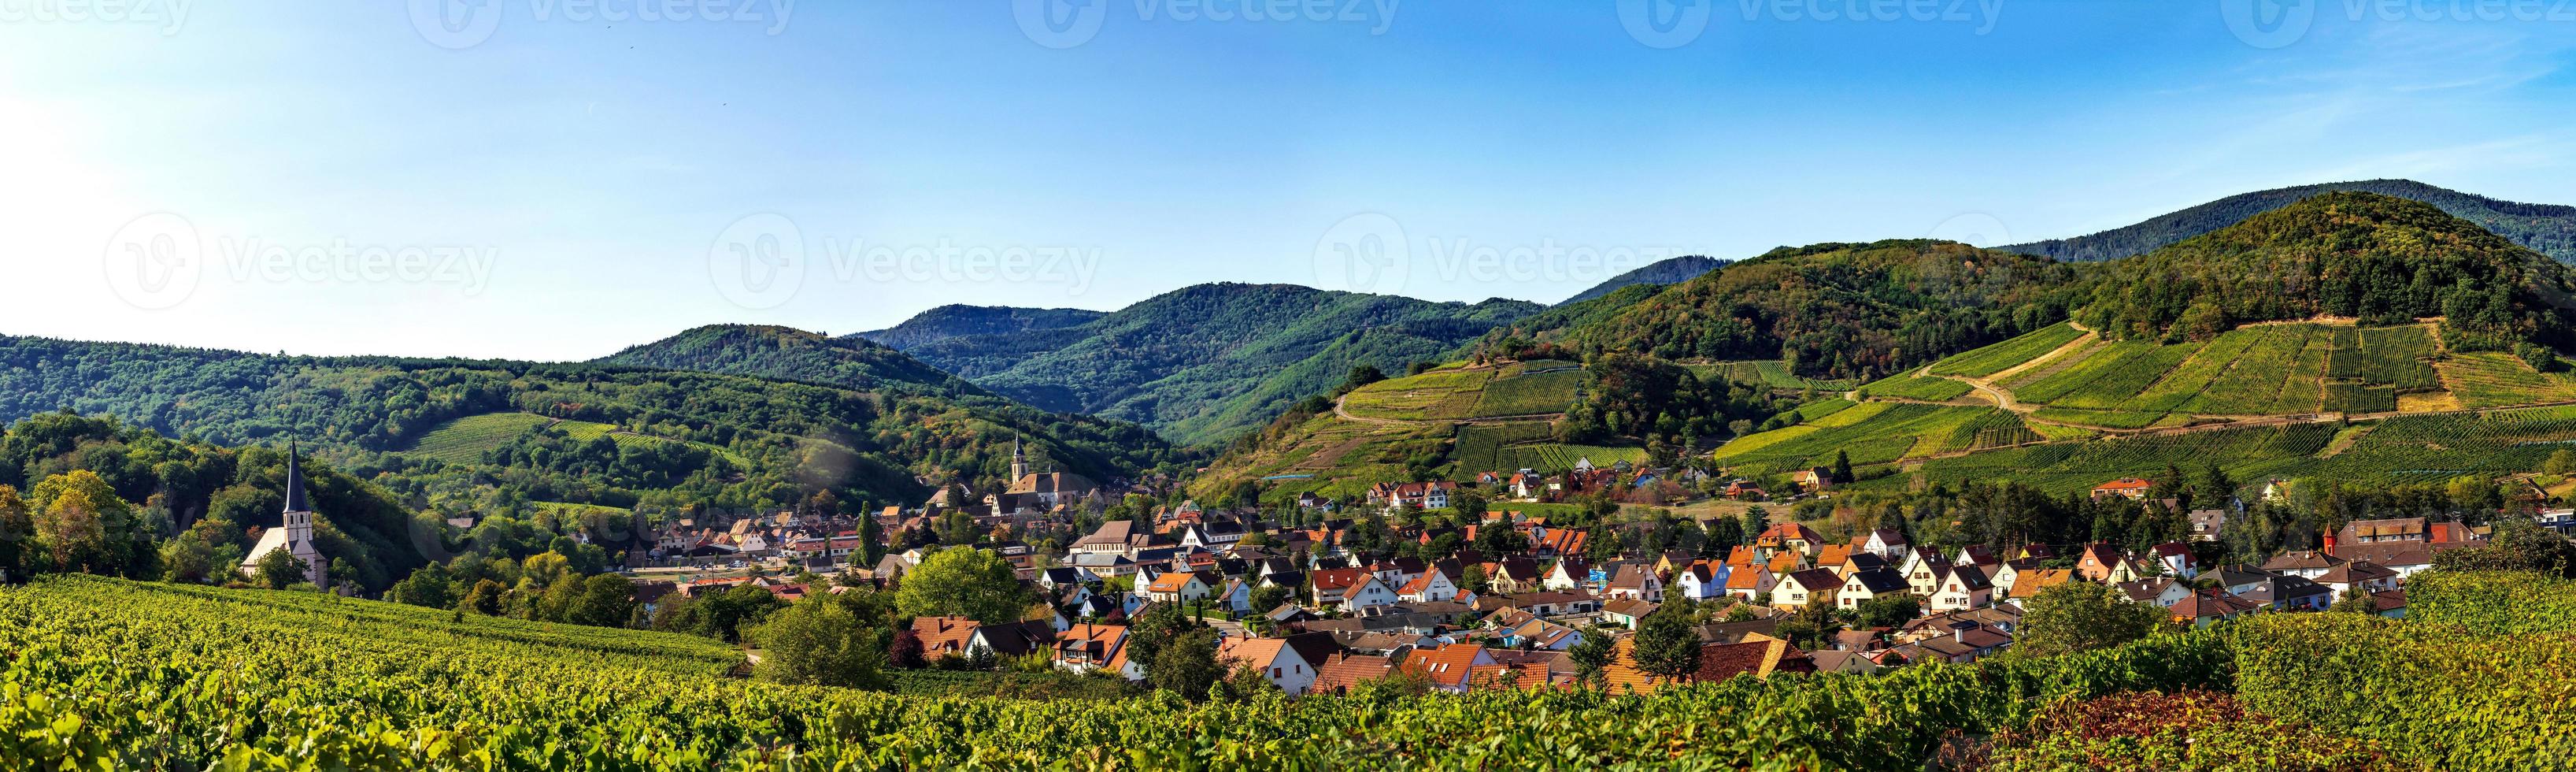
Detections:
2004,179,2576,264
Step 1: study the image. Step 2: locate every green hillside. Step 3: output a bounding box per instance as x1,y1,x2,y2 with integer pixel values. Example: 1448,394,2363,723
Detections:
857,283,1541,445
2005,178,2576,264
0,334,1177,517
598,325,988,397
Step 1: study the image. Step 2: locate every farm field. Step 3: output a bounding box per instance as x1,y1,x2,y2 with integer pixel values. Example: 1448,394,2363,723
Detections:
401,412,555,464
1468,369,1583,417
1505,443,1651,472
1452,421,1556,472
1341,369,1492,421
1791,398,1856,421
1684,360,1859,392
1926,322,2088,377
1876,422,2339,494
2007,340,2202,409
1856,372,1974,402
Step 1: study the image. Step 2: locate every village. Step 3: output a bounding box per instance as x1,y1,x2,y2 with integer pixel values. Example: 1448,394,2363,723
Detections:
618,441,2526,696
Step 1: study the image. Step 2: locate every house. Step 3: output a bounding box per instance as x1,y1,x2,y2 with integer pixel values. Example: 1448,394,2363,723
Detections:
1501,618,1584,651
1311,568,1398,611
1217,637,1316,696
2260,551,2345,581
1837,567,1912,611
1485,557,1546,594
1211,577,1257,614
2234,573,2334,611
1989,558,2037,596
1542,559,1593,592
2074,543,2123,582
2313,560,2400,603
1399,643,1498,692
1889,621,2012,664
1309,653,1399,696
1789,467,1834,492
2114,577,2192,607
1052,624,1134,677
1604,563,1664,602
2328,541,2437,579
2091,477,2153,500
1601,636,1815,693
2188,509,2228,541
2004,568,2073,606
1395,570,1460,603
1601,598,1659,628
1723,564,1778,602
1898,548,1948,596
968,620,1060,659
1773,568,1844,611
2337,518,2426,545
1670,561,1730,601
2170,590,2260,627
1754,522,1825,558
1859,529,1910,560
1144,571,1212,604
2149,542,2200,579
1928,566,1993,611
910,616,983,660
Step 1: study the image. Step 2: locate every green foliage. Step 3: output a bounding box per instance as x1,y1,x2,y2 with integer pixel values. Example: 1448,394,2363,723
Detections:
1855,373,1975,402
753,596,890,691
2005,178,2576,265
1629,599,1701,679
2232,611,2576,771
2013,581,2166,659
1928,322,2089,377
1468,369,1584,418
894,547,1030,625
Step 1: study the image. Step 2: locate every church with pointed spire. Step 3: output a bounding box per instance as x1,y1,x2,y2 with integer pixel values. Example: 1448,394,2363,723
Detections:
239,440,328,589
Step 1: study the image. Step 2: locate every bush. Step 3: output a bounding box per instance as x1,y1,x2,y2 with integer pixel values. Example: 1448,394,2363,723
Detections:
2232,611,2576,770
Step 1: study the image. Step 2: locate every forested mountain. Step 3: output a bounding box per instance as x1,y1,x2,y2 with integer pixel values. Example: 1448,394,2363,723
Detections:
2076,192,2576,351
1565,240,2092,380
854,306,1105,351
1557,255,1729,306
0,335,1177,520
2004,179,2576,264
856,283,1542,445
598,325,987,398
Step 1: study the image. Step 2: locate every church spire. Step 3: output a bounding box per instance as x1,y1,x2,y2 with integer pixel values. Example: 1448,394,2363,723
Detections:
282,439,311,514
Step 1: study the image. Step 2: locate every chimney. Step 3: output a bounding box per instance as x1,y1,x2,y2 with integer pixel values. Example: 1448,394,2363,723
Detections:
1949,620,1975,644
2322,532,2338,557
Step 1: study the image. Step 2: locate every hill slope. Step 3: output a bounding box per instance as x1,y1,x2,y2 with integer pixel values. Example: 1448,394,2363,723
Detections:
853,305,1105,350
1558,255,1728,305
598,325,988,397
0,334,1175,514
858,283,1542,445
2004,179,2576,264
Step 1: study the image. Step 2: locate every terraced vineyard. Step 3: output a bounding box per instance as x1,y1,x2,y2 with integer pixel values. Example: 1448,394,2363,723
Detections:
2008,340,2202,409
1468,369,1583,417
1856,372,1974,402
1453,422,1556,471
1712,403,2039,475
401,412,556,464
1926,322,2088,377
1684,360,1860,392
2303,405,2576,482
1340,368,1493,421
2437,352,2576,408
1881,422,2339,493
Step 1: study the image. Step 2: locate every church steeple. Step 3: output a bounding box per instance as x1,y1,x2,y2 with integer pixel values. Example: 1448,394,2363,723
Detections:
282,439,311,514
1010,439,1028,481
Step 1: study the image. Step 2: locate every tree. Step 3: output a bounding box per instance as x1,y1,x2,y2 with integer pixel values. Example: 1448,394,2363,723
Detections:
1249,584,1291,614
461,578,507,615
2434,517,2576,577
1831,451,1854,484
0,487,28,583
254,549,310,591
1855,593,1921,629
2329,585,2380,614
571,573,638,628
1458,564,1490,595
895,547,1031,624
1149,627,1225,700
390,562,458,609
2547,449,2576,476
888,629,927,668
1567,625,1616,687
753,596,890,690
157,533,217,585
2015,581,2164,658
1630,599,1701,681
1342,365,1386,392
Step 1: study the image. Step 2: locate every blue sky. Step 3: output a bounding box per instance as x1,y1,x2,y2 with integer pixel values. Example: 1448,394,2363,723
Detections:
2,1,2572,360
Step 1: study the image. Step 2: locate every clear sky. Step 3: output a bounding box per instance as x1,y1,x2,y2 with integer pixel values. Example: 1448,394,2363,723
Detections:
2,2,2571,361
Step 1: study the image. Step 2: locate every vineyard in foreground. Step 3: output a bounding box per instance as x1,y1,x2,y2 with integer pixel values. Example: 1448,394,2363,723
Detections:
6,573,2574,770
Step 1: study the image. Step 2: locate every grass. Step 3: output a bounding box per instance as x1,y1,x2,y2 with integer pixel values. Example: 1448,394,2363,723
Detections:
1856,373,1975,402
402,412,553,464
1470,369,1583,418
1926,322,2088,377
